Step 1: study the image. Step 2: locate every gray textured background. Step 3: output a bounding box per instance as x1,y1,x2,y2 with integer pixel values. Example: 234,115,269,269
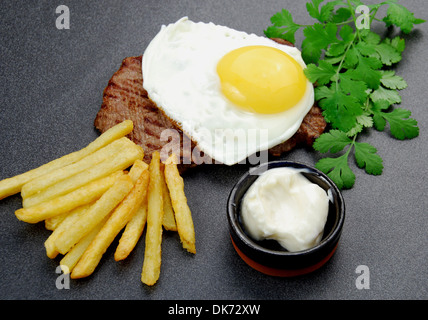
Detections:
0,0,426,300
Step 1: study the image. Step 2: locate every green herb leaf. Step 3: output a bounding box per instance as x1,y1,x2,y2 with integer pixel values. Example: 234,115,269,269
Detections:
316,153,356,189
304,61,337,85
374,42,402,66
306,0,326,22
381,108,419,140
371,100,391,131
339,24,354,42
264,9,301,43
354,142,384,175
302,22,338,63
370,85,402,105
383,1,426,34
307,0,346,23
331,7,352,23
383,36,405,53
315,85,363,132
313,130,353,153
344,55,382,89
339,74,369,103
380,70,407,90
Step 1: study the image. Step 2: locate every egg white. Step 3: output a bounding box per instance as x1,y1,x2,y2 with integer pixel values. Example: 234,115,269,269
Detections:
142,17,314,165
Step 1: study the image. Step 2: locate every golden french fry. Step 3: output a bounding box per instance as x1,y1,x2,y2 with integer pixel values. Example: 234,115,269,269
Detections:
112,159,150,262
0,120,133,200
44,203,93,258
54,174,134,255
15,171,124,224
72,162,149,277
141,151,164,286
127,159,149,183
160,163,177,231
164,154,196,254
60,215,109,274
22,142,143,208
45,210,71,231
21,137,135,199
71,169,149,279
114,201,147,261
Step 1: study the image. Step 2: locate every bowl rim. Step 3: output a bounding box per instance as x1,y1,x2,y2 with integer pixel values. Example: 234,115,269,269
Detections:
227,160,345,259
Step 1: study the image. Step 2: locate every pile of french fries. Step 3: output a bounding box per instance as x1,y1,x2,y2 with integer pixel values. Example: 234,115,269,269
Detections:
0,120,195,286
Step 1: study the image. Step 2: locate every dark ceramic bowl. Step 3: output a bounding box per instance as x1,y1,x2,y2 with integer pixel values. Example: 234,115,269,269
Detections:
227,161,345,277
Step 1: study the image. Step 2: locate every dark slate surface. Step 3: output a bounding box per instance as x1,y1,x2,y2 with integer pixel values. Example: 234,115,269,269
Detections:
0,0,427,300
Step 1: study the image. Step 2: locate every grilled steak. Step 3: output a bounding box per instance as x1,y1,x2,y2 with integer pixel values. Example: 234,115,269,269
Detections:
94,52,326,168
94,56,199,168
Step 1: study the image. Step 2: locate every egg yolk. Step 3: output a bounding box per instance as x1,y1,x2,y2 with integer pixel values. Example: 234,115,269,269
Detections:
217,45,307,114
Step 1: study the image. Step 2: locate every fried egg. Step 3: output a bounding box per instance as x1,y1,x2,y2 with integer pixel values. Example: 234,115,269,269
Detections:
142,17,314,165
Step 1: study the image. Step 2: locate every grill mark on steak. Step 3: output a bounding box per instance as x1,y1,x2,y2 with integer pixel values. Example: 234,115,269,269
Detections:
94,49,326,169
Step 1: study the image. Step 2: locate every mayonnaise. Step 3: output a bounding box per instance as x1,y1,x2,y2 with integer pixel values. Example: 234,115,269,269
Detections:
241,167,329,252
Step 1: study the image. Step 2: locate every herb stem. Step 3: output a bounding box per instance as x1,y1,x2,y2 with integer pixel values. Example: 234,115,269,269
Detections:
363,96,371,112
335,19,355,26
347,0,361,41
370,7,380,24
334,33,357,91
346,133,358,157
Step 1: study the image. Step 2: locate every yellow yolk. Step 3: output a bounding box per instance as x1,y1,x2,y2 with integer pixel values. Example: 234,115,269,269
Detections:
217,45,307,114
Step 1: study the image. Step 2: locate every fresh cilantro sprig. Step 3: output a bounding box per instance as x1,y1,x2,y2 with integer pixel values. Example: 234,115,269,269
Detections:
265,0,424,189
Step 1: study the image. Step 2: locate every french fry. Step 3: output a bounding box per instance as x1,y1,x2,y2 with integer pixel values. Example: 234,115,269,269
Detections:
21,137,135,199
160,163,177,231
54,174,134,255
141,151,164,286
114,200,147,261
127,159,149,183
71,165,149,279
45,210,71,231
0,120,133,200
113,160,150,262
60,215,109,274
44,203,93,258
15,170,124,224
22,142,143,208
164,154,196,254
